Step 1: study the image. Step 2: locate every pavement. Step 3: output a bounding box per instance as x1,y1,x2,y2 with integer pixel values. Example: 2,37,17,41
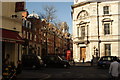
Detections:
16,69,50,80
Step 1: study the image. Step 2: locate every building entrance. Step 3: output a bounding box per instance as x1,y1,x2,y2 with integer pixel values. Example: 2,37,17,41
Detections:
80,47,86,61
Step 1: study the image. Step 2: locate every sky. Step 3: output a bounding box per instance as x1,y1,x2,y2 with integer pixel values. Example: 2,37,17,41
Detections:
26,1,74,34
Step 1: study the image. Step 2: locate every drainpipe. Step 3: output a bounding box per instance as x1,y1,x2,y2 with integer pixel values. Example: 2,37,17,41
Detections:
87,25,89,45
18,44,19,61
97,2,100,57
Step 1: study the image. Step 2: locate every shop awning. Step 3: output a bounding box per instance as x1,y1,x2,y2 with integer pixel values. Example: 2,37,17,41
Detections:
0,29,24,44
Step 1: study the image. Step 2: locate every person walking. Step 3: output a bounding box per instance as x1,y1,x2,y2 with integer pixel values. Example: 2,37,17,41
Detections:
109,57,120,80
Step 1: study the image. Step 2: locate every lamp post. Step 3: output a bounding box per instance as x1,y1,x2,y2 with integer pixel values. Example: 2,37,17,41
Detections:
94,46,96,56
42,25,48,56
53,32,56,54
45,26,48,56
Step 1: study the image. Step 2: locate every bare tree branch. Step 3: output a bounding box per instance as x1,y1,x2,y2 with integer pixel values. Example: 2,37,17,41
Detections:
43,5,57,22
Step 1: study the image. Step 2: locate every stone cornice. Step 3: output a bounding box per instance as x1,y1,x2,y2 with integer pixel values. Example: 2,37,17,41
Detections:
71,2,91,9
73,39,120,45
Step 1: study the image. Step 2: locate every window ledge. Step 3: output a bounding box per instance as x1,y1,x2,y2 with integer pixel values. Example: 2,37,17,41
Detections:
102,14,112,17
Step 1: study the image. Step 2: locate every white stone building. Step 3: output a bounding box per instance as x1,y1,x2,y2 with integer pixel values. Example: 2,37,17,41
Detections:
72,0,120,62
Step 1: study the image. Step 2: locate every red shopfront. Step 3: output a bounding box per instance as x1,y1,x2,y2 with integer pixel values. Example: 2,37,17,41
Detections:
0,29,23,66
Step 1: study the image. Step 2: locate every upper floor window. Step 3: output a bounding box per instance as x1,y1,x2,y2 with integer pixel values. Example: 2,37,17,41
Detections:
103,6,109,14
34,35,37,41
29,22,31,29
27,32,29,39
77,10,89,20
23,30,26,38
105,44,111,56
81,26,85,39
39,29,41,34
27,21,29,28
26,21,28,28
30,33,32,40
22,19,26,27
15,2,24,12
104,23,110,35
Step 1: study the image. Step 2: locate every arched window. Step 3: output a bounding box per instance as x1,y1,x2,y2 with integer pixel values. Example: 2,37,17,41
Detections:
77,10,89,20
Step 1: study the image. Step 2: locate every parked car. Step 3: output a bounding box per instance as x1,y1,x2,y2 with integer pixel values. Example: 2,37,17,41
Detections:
42,55,71,68
22,54,43,69
117,57,120,63
97,56,118,68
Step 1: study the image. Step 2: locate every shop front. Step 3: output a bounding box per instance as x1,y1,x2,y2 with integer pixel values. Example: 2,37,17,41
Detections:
0,29,23,66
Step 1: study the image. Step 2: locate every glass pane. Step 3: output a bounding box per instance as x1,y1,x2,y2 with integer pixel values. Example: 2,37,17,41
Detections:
105,44,111,56
104,24,110,35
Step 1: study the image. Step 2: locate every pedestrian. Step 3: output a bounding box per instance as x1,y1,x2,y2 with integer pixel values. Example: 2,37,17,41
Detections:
91,55,94,66
9,61,16,80
83,58,84,64
16,60,22,75
109,57,120,80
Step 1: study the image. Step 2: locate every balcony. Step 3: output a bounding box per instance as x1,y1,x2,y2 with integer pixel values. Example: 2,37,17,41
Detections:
73,36,89,45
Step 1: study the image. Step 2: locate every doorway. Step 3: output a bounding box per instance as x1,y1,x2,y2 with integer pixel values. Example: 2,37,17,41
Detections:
80,47,86,61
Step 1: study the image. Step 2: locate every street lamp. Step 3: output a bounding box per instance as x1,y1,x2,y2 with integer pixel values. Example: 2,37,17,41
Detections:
53,32,56,54
93,46,99,58
41,25,48,56
44,26,48,56
93,46,96,56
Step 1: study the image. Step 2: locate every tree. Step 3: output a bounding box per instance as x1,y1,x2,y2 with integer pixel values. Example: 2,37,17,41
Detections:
38,5,65,29
39,5,57,23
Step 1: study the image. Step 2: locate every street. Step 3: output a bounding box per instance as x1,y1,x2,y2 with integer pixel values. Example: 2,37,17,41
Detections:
16,63,112,80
